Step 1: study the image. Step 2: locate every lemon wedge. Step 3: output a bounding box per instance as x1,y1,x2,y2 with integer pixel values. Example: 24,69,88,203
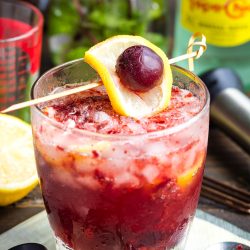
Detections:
177,155,204,188
0,114,38,206
84,35,173,118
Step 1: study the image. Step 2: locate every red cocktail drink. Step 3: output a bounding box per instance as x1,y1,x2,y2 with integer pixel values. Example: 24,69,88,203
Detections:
31,60,209,250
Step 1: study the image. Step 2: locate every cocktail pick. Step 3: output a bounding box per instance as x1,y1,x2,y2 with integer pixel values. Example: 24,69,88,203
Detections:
1,33,207,114
187,32,207,71
170,32,206,72
1,82,101,114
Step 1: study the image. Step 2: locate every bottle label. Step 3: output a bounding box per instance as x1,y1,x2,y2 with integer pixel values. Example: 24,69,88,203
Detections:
181,0,250,47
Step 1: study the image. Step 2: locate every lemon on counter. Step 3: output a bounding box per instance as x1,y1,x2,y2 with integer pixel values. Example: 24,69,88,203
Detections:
0,114,38,206
84,35,173,118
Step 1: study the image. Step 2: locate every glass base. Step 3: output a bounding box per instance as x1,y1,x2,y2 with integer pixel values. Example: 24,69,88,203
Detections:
55,236,186,250
53,220,192,250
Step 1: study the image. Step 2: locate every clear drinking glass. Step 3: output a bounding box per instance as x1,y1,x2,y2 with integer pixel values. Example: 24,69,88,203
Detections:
31,59,210,250
0,0,43,120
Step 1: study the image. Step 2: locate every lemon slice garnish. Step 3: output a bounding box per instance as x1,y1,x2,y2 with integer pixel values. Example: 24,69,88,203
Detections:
0,114,38,206
84,35,173,118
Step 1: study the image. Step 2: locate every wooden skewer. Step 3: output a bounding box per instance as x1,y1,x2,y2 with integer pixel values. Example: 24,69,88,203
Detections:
1,83,101,114
168,51,197,64
1,33,207,114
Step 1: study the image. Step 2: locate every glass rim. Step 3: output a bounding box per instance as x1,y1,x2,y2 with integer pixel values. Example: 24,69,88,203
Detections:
0,0,44,43
31,58,210,140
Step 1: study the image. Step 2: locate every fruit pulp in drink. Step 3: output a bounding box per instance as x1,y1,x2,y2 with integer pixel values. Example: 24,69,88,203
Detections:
33,85,209,250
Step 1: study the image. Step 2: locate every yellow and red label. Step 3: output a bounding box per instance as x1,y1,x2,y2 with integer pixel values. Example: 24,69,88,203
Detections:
181,0,250,47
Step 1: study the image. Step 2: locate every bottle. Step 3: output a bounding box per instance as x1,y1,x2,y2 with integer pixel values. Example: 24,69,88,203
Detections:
173,0,250,93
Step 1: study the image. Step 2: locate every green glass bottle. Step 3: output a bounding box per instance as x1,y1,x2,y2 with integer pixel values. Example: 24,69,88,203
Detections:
173,0,250,93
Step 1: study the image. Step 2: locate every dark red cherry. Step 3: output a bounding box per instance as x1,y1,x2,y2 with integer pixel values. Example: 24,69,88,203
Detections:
115,45,164,92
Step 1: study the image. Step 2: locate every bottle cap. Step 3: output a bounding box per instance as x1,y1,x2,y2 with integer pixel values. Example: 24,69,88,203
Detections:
8,243,47,250
199,68,243,102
